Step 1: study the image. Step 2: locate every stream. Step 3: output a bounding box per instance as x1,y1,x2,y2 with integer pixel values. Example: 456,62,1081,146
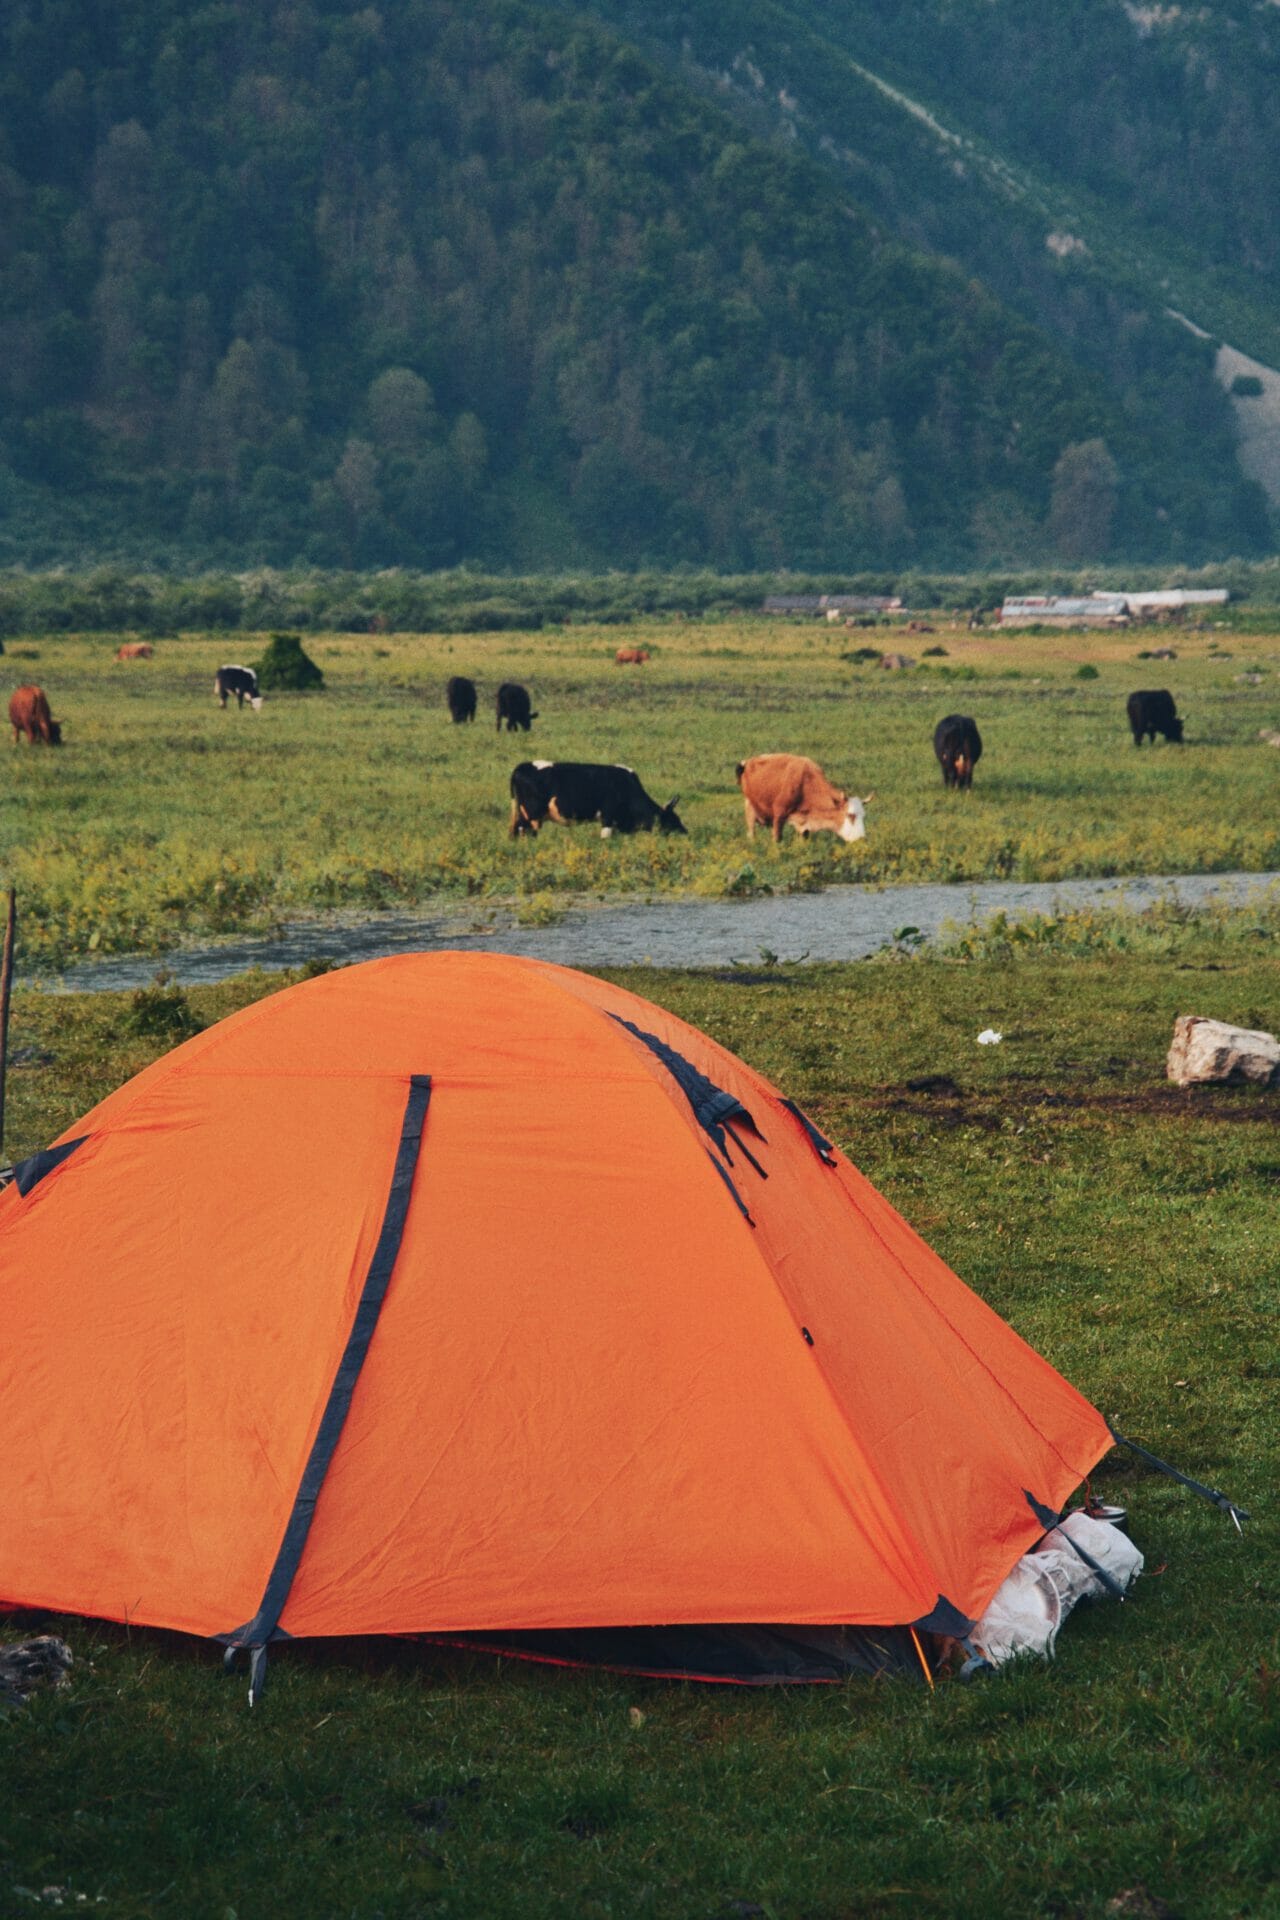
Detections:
39,869,1280,991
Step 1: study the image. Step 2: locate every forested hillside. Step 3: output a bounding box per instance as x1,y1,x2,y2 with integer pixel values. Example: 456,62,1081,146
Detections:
577,0,1279,544
796,0,1280,293
0,0,1269,569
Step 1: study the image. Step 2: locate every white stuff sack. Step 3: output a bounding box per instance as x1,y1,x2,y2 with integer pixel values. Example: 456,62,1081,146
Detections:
970,1558,1064,1666
1035,1510,1144,1602
971,1511,1144,1668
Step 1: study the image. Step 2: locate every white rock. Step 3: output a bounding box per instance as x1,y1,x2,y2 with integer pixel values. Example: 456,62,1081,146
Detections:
1167,1014,1280,1088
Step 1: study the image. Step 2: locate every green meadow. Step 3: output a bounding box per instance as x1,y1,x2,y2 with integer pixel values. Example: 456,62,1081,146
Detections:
3,919,1277,1919
1,616,1278,968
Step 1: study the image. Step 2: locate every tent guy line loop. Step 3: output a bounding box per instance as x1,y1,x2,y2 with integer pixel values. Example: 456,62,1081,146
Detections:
706,1150,754,1226
780,1098,838,1167
1107,1425,1250,1531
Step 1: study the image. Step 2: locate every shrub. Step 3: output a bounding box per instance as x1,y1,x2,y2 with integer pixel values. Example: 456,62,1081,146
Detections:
1075,663,1099,679
255,632,325,691
453,603,542,632
125,972,203,1040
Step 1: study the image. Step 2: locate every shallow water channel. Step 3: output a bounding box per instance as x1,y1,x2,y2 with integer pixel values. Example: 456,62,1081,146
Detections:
41,869,1280,992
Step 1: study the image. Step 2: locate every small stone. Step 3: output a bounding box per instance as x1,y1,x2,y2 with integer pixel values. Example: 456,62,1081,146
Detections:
0,1636,74,1706
1106,1887,1180,1920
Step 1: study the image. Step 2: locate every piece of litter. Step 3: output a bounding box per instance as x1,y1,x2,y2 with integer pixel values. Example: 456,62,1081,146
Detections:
977,1029,1003,1046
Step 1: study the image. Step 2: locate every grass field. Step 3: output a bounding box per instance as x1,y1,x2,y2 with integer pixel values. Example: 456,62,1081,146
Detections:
2,616,1279,968
3,923,1277,1919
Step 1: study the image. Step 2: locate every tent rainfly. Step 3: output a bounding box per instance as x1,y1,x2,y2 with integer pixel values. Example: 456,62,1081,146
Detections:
0,953,1239,1698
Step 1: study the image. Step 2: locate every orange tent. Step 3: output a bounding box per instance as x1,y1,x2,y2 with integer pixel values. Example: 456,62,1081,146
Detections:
0,952,1112,1690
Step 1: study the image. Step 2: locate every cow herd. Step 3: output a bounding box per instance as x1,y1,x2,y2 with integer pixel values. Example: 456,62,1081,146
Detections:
482,684,1189,844
490,683,1186,844
6,653,1191,851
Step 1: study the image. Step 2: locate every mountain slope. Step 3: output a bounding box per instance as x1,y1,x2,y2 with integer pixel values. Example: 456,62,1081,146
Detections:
0,0,1266,568
573,0,1276,541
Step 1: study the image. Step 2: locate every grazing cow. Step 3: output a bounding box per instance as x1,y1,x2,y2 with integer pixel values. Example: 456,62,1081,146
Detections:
9,685,62,746
510,761,685,838
446,674,477,723
736,754,871,843
496,682,537,732
933,714,983,789
115,642,154,662
1127,689,1183,745
215,665,263,711
614,647,651,665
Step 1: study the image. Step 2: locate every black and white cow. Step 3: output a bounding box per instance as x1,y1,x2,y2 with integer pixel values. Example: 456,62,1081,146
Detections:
446,674,478,723
933,713,983,789
510,761,686,838
215,665,263,710
496,682,537,733
1127,689,1183,745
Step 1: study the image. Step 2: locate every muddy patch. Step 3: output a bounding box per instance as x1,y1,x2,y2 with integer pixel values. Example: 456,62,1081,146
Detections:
879,1077,1277,1128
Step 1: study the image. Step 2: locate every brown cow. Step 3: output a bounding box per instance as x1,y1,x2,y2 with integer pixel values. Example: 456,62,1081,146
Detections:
615,646,651,665
736,754,871,843
115,641,154,662
9,686,63,746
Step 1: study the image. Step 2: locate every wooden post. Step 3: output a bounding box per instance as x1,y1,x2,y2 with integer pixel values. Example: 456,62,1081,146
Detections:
0,889,15,1166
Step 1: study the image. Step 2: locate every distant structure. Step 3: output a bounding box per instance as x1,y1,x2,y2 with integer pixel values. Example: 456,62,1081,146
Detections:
1121,589,1231,618
762,594,902,617
1000,588,1228,628
999,594,1130,628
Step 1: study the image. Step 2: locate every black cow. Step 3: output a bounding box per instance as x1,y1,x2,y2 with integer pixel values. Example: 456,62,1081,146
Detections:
933,714,983,789
446,675,477,723
496,682,537,732
1127,689,1183,745
510,761,686,838
215,665,263,710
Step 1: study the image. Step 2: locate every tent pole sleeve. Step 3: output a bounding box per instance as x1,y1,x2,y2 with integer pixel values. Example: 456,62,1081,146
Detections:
218,1074,432,1681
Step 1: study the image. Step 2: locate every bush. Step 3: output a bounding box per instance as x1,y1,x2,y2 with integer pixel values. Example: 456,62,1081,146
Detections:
255,632,325,691
453,603,542,633
1075,663,1099,679
125,973,203,1041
